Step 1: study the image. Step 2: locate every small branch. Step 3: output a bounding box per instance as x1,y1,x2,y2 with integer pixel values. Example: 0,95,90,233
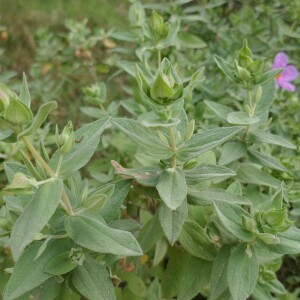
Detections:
21,136,74,215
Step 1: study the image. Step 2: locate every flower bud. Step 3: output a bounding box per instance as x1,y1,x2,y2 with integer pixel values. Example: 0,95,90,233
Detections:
234,61,251,82
242,215,257,233
150,73,175,101
56,121,75,154
237,39,253,68
0,89,9,112
254,86,262,103
3,172,38,194
148,11,169,43
257,233,280,245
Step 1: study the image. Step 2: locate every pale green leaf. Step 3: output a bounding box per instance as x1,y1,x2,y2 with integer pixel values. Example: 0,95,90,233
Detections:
72,256,116,300
156,169,187,210
112,118,172,159
177,126,243,160
18,101,57,138
227,244,259,300
219,141,247,165
185,164,236,185
213,201,254,242
10,179,63,260
65,212,142,256
158,201,188,245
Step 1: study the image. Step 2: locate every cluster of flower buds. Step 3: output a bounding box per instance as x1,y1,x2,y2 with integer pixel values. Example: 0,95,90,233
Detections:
136,58,183,107
233,40,264,87
147,11,170,45
82,83,107,106
255,207,293,233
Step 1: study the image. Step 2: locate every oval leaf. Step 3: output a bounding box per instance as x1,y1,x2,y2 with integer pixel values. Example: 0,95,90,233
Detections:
65,213,142,256
10,179,63,261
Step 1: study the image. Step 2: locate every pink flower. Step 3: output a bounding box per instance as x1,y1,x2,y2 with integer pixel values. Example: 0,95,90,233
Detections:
272,52,298,91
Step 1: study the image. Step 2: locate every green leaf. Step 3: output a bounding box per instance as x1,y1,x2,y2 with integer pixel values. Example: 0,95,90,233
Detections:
50,117,110,178
4,97,33,125
4,162,31,183
4,239,70,300
138,212,164,253
17,277,60,300
72,256,116,300
10,179,63,261
158,201,188,245
18,101,57,138
19,73,31,107
112,161,161,187
208,246,231,300
44,251,77,275
204,100,233,122
188,188,251,206
237,164,281,188
177,32,207,49
265,226,300,255
185,164,236,185
179,220,217,261
254,80,276,121
121,271,147,297
259,70,283,85
161,248,190,299
177,257,212,300
100,180,132,222
248,149,287,172
213,201,254,242
249,130,296,149
156,168,187,210
112,118,172,159
219,141,247,165
227,244,259,300
65,212,143,256
227,111,259,125
177,126,243,160
214,55,237,83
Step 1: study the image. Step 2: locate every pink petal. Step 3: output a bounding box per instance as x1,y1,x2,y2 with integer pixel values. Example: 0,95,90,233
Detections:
272,52,289,69
277,80,296,91
282,65,298,81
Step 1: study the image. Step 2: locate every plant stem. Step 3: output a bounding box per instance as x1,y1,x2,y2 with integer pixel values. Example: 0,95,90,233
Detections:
243,89,253,141
56,154,64,175
168,127,177,169
22,136,55,177
157,50,161,69
21,136,74,215
247,90,253,116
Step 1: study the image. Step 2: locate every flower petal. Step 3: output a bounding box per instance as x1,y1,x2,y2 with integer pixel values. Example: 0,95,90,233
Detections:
277,80,296,92
282,65,299,81
272,52,289,69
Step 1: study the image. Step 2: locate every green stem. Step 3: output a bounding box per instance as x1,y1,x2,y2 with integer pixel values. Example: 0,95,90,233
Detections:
157,50,161,69
22,136,55,177
168,127,177,169
55,154,64,175
247,90,253,116
21,136,74,215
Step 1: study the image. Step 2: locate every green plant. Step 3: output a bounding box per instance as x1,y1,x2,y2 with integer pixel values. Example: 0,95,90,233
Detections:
0,1,300,300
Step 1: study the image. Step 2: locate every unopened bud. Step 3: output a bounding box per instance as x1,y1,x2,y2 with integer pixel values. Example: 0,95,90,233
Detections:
254,86,262,103
56,121,75,154
4,172,38,194
0,90,9,112
234,61,251,82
